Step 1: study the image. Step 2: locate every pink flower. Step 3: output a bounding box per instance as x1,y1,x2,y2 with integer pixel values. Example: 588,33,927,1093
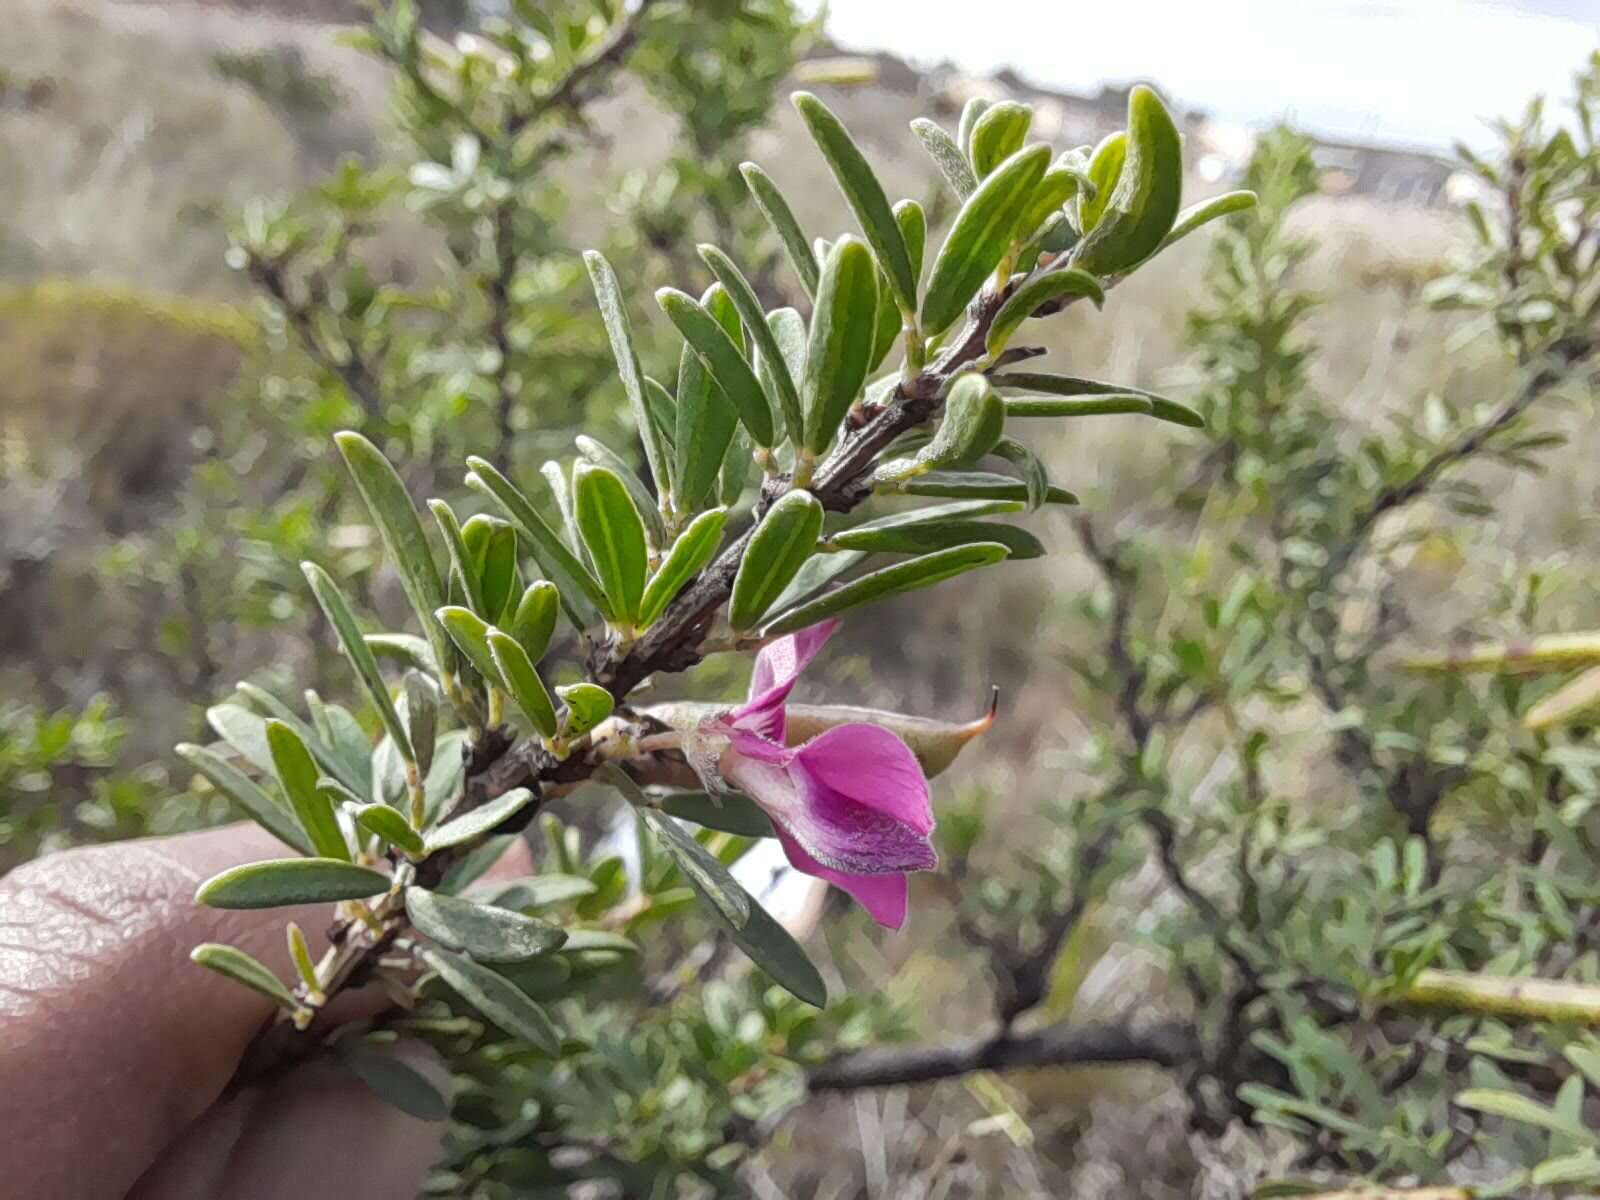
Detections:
694,620,937,930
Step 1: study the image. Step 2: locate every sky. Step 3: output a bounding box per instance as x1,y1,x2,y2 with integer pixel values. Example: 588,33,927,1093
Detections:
805,0,1598,151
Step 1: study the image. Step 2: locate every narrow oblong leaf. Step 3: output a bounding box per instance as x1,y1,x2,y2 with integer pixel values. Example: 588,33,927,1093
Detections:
763,542,1012,636
1403,633,1600,674
302,562,412,767
576,435,666,549
557,683,613,736
334,432,453,680
730,489,824,631
803,237,880,456
1004,395,1153,418
989,372,1204,428
572,462,648,628
921,143,1052,336
991,436,1050,511
792,91,917,313
1525,664,1600,731
403,670,439,777
406,887,566,962
421,945,561,1055
584,250,670,495
177,742,311,854
896,469,1079,505
509,581,560,664
487,631,559,738
637,806,752,927
438,834,516,894
673,303,739,513
466,516,519,626
238,683,369,799
657,287,775,449
848,498,1024,530
1072,86,1184,276
489,874,598,910
916,374,1006,470
425,787,536,853
700,244,804,442
987,268,1105,358
206,702,274,775
429,499,488,617
337,1044,449,1122
350,802,425,857
830,519,1044,560
659,791,776,838
910,117,978,199
190,943,297,1010
740,161,819,298
539,459,584,559
1078,131,1127,231
364,633,436,675
436,606,503,690
642,375,678,459
1455,1089,1596,1143
639,508,727,629
894,199,927,284
266,719,350,861
1161,190,1258,251
465,456,609,622
957,96,990,161
195,857,391,909
969,101,1033,178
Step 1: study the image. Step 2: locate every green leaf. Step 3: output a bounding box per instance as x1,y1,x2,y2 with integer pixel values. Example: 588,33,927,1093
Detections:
700,245,804,442
915,374,1006,470
1003,394,1153,418
557,683,613,736
421,945,561,1055
429,499,488,617
708,875,826,1007
802,237,880,456
969,101,1033,178
350,802,424,857
673,304,739,514
991,436,1049,511
572,462,648,628
190,943,297,1010
637,806,751,927
1532,1152,1600,1187
403,670,438,777
639,507,727,629
509,581,559,664
437,834,516,894
266,720,350,861
730,489,824,631
436,606,503,690
987,268,1105,358
921,143,1052,336
489,874,597,911
557,929,638,955
425,788,536,853
364,633,436,675
305,695,376,797
539,459,585,560
337,1044,449,1122
989,372,1204,427
422,730,466,824
178,742,312,854
896,469,1079,504
195,858,391,909
1564,1043,1600,1089
1456,1088,1598,1144
910,117,978,199
301,563,413,767
792,91,917,313
465,516,519,626
487,631,558,738
1161,190,1257,251
847,498,1025,532
894,199,927,286
334,432,454,681
642,375,678,461
406,887,566,962
763,542,1012,636
830,519,1044,560
1072,86,1184,275
466,456,609,623
957,95,990,162
656,287,775,449
659,791,775,838
206,702,275,775
1078,131,1126,231
720,420,753,507
575,435,666,550
740,161,819,299
584,250,669,495
237,684,366,798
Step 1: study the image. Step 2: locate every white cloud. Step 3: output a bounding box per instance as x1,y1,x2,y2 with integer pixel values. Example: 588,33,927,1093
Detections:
807,0,1597,149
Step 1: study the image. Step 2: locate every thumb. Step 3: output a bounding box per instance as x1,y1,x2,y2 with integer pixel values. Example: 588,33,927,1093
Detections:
130,1038,451,1200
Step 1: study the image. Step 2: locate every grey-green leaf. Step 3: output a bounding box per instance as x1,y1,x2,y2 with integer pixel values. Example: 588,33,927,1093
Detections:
830,519,1044,560
191,943,297,1010
969,101,1033,178
421,945,561,1055
991,436,1050,511
639,507,727,629
509,581,559,664
576,435,666,550
337,1044,449,1122
740,161,819,299
406,887,567,962
700,244,804,442
488,874,598,911
638,806,751,928
403,670,439,778
425,787,536,853
573,462,648,628
429,499,488,618
987,268,1105,358
350,801,425,857
989,371,1204,428
730,489,824,631
436,606,503,690
178,742,311,855
659,791,775,838
195,858,391,909
301,562,413,768
792,91,917,313
921,143,1052,335
1072,86,1184,276
896,469,1080,505
802,237,879,456
266,719,350,861
910,117,977,200
673,309,739,513
557,683,613,736
763,542,1013,636
487,631,558,739
1161,190,1258,251
584,250,669,495
656,287,775,449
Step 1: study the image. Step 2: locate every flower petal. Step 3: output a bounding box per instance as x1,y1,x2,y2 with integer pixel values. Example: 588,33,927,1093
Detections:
730,619,841,740
793,724,935,836
775,829,910,930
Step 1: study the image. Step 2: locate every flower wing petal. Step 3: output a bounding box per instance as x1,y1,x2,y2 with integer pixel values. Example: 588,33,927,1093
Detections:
793,724,935,835
775,829,911,930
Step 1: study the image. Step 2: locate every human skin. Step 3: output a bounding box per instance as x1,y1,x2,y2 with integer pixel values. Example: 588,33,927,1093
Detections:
0,824,457,1199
